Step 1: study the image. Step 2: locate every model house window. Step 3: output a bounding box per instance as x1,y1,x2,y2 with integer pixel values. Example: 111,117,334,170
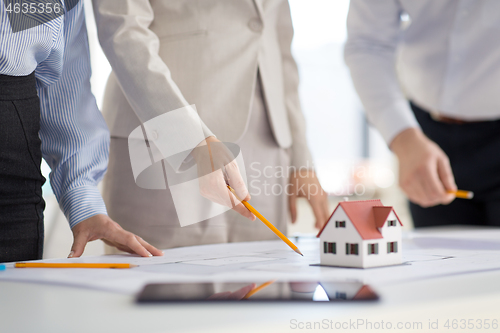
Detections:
335,221,346,228
387,241,398,253
387,220,397,227
368,243,378,255
335,292,347,300
345,243,359,255
323,242,336,254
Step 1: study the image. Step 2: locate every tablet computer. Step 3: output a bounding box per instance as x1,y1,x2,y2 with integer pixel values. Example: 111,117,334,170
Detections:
136,280,379,303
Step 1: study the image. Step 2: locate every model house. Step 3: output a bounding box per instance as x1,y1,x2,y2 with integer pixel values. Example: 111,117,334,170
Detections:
317,199,402,268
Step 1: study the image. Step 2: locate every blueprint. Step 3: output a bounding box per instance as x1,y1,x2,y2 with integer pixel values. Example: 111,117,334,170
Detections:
2,228,500,294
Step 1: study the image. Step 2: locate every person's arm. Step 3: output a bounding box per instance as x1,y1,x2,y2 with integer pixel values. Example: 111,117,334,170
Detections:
345,0,456,207
344,0,419,144
92,0,213,170
92,0,252,219
38,4,162,257
276,1,329,229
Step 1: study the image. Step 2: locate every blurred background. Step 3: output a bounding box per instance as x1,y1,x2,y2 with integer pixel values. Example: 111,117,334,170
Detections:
42,0,412,259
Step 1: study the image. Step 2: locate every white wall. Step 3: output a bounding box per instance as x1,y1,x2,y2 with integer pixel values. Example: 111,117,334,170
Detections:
319,206,363,267
362,211,402,268
320,208,403,268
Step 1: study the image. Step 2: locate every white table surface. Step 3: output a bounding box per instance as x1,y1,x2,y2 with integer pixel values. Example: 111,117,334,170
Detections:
2,226,500,333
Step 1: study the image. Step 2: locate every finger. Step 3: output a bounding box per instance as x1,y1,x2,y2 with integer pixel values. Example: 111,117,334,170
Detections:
420,158,455,206
315,218,325,230
289,193,297,224
69,229,89,258
437,156,457,204
400,168,427,206
229,283,256,300
136,236,164,256
110,229,152,257
315,195,330,229
202,173,254,221
309,196,328,230
315,193,330,229
113,244,136,254
421,168,446,204
215,170,237,207
401,173,423,205
226,161,251,201
409,178,432,207
102,239,136,254
199,170,233,207
101,239,126,252
323,194,330,215
232,201,256,221
437,155,457,190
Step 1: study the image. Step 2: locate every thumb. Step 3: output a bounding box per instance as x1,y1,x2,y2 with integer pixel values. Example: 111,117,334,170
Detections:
437,155,457,191
69,231,88,258
289,192,297,224
226,163,251,202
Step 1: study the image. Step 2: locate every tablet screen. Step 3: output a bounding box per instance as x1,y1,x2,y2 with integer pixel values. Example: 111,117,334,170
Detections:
136,281,379,303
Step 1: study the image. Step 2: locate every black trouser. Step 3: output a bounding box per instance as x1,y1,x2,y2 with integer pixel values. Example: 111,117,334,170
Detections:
410,102,500,228
0,72,45,262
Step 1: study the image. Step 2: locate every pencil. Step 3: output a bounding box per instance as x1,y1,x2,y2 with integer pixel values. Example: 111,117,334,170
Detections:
227,185,303,256
447,190,474,199
243,280,276,299
15,263,136,269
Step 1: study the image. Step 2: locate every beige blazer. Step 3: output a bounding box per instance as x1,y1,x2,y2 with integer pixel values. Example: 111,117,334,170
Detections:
92,0,312,168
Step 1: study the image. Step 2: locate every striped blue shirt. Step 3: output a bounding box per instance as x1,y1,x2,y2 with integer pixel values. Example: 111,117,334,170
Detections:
0,0,109,228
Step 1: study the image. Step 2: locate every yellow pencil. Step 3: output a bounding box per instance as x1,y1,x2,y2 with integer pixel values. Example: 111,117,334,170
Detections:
15,263,136,269
243,280,276,299
227,185,303,256
447,190,474,199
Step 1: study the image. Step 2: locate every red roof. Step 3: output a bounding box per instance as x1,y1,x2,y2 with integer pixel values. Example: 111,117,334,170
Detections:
373,206,393,228
352,285,378,300
316,199,402,240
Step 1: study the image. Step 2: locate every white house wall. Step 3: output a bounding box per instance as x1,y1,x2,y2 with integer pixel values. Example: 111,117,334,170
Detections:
320,207,364,268
362,211,402,268
320,209,403,268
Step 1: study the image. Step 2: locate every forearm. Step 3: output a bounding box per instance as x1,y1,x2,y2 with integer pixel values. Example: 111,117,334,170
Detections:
38,5,109,227
344,50,420,144
39,82,110,228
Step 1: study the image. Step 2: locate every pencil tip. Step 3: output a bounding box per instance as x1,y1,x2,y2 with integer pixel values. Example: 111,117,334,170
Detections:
295,249,304,256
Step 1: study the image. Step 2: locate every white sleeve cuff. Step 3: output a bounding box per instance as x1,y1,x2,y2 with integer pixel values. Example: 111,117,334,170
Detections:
369,99,421,145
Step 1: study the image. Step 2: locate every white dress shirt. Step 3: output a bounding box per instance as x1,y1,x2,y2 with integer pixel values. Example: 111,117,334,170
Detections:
345,0,500,144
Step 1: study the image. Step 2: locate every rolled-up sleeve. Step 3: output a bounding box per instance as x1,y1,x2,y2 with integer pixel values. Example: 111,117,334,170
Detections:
38,5,109,228
344,0,420,145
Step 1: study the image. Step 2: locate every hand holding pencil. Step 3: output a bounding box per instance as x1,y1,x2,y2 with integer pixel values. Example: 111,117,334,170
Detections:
391,128,459,208
192,136,256,221
194,139,302,256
